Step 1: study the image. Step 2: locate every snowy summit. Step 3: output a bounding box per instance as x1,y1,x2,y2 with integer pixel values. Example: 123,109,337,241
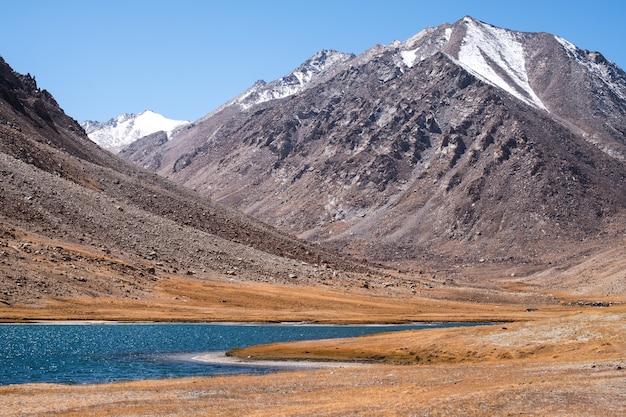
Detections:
398,17,546,109
229,50,355,110
82,110,189,152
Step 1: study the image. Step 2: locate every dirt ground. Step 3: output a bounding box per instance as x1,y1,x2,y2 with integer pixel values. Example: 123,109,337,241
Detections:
0,359,623,416
0,276,563,324
228,309,626,365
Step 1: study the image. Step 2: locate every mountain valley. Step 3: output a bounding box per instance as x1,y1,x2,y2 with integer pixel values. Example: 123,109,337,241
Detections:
1,15,626,416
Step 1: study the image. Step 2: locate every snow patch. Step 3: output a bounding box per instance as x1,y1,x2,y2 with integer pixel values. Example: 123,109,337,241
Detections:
400,49,418,68
456,18,546,110
400,27,452,68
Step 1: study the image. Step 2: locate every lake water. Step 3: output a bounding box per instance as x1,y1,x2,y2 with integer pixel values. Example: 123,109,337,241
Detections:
0,322,482,385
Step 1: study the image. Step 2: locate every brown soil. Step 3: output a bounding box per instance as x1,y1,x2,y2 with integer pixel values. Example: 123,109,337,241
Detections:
0,279,542,324
3,361,625,416
2,220,575,324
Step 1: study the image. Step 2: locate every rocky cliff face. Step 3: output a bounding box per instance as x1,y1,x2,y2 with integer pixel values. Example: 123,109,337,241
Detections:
121,17,626,266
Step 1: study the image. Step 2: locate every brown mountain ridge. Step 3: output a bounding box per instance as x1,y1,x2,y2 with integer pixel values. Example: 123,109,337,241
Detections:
120,17,626,274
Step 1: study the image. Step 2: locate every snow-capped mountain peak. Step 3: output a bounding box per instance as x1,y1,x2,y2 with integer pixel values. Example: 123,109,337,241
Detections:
230,49,355,110
118,16,626,270
398,17,546,110
82,110,189,152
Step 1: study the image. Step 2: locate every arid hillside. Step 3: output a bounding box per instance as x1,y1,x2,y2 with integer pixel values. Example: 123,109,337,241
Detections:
0,55,374,310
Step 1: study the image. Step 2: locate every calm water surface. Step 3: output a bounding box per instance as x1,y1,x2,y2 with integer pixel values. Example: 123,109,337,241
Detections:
0,322,482,385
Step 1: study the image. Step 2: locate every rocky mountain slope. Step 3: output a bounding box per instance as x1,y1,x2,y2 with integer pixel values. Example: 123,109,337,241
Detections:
82,110,189,152
0,56,366,306
121,16,626,267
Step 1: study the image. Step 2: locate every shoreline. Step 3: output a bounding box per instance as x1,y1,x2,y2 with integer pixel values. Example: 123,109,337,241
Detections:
188,351,369,369
0,319,497,325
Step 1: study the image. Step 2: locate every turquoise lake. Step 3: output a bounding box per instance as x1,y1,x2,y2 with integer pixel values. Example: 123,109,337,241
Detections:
0,322,483,385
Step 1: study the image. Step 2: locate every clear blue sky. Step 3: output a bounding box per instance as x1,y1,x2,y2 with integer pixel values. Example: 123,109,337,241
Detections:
1,0,624,122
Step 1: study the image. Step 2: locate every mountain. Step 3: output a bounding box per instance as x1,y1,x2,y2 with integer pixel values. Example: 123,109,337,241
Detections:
121,16,626,269
82,110,189,152
0,55,367,307
223,50,355,111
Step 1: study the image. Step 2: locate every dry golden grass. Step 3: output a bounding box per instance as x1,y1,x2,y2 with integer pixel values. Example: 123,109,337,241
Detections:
2,312,624,416
0,290,626,417
2,243,625,415
1,275,562,323
230,308,626,365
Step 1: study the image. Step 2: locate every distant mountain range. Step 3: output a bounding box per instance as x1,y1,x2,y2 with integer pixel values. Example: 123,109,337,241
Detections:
120,16,626,268
82,110,189,152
